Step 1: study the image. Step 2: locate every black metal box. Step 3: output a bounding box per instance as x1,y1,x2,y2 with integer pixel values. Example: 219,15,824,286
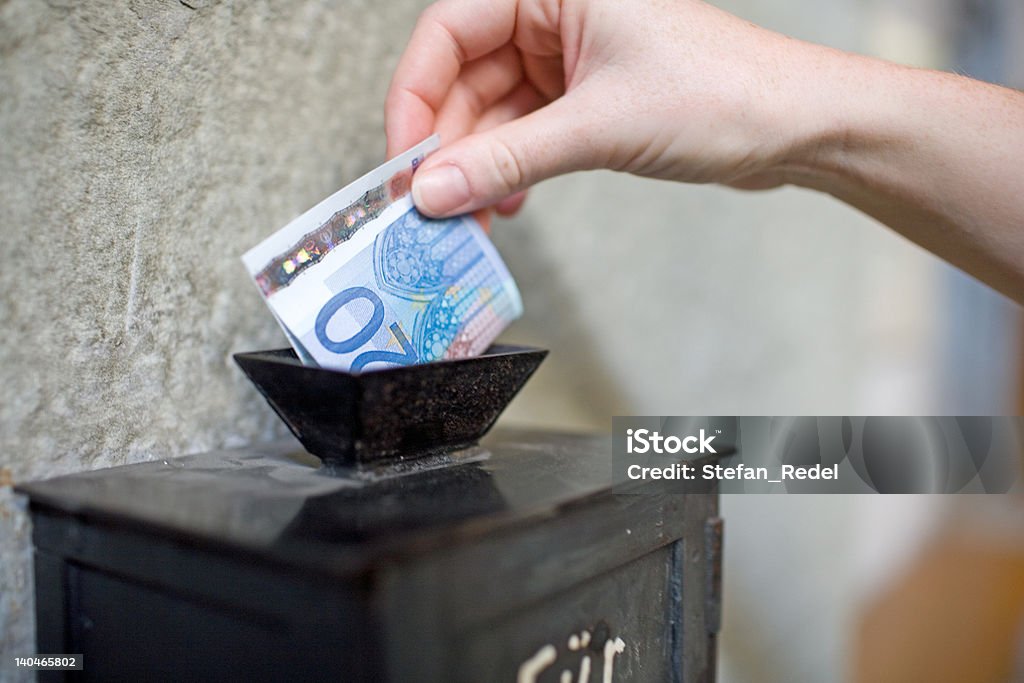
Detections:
18,430,720,682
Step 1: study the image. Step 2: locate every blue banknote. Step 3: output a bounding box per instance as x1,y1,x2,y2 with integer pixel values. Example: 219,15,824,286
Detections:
242,136,523,372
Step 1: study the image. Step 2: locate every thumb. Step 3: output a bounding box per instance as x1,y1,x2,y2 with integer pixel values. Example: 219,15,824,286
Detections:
411,99,594,218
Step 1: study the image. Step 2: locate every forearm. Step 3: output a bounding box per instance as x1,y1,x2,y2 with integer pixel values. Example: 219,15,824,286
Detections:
389,0,1024,302
784,46,1024,301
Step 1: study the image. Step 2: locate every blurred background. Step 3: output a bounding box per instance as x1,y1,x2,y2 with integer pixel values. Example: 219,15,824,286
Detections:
1,0,1022,680
494,0,1024,680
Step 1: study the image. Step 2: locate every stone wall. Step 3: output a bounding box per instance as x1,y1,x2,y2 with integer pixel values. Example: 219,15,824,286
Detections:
0,0,432,672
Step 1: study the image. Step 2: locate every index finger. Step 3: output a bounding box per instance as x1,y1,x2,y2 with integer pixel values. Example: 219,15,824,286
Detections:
385,0,519,157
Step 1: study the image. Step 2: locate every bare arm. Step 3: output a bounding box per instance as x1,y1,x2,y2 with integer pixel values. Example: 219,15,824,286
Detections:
781,53,1024,301
385,0,1024,302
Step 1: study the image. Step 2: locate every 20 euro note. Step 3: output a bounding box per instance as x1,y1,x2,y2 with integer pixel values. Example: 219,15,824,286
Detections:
241,136,523,372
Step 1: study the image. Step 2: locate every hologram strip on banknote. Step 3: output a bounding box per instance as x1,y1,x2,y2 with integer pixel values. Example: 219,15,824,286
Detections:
242,137,523,372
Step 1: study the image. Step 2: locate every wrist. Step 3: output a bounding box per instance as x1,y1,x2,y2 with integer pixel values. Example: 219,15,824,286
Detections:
768,43,909,194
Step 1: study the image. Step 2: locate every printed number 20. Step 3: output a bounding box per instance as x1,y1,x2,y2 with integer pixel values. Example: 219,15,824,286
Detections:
314,287,418,371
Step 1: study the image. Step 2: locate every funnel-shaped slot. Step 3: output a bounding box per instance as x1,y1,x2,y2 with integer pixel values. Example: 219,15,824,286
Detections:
234,345,547,466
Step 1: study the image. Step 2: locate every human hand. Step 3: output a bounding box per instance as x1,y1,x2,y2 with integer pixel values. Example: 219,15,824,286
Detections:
385,0,829,218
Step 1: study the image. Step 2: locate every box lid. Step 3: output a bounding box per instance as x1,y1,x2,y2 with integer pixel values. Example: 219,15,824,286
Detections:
18,429,642,578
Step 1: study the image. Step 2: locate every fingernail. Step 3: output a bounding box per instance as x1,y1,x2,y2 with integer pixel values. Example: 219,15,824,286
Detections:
412,164,471,216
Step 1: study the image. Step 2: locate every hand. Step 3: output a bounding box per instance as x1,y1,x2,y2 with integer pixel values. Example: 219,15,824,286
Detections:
385,0,825,218
386,0,1024,303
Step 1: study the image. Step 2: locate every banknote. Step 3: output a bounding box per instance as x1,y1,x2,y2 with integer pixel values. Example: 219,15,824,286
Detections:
242,136,523,372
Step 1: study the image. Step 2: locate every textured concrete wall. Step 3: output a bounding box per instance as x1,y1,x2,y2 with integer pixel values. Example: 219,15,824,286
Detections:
0,0,977,681
0,0,431,672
